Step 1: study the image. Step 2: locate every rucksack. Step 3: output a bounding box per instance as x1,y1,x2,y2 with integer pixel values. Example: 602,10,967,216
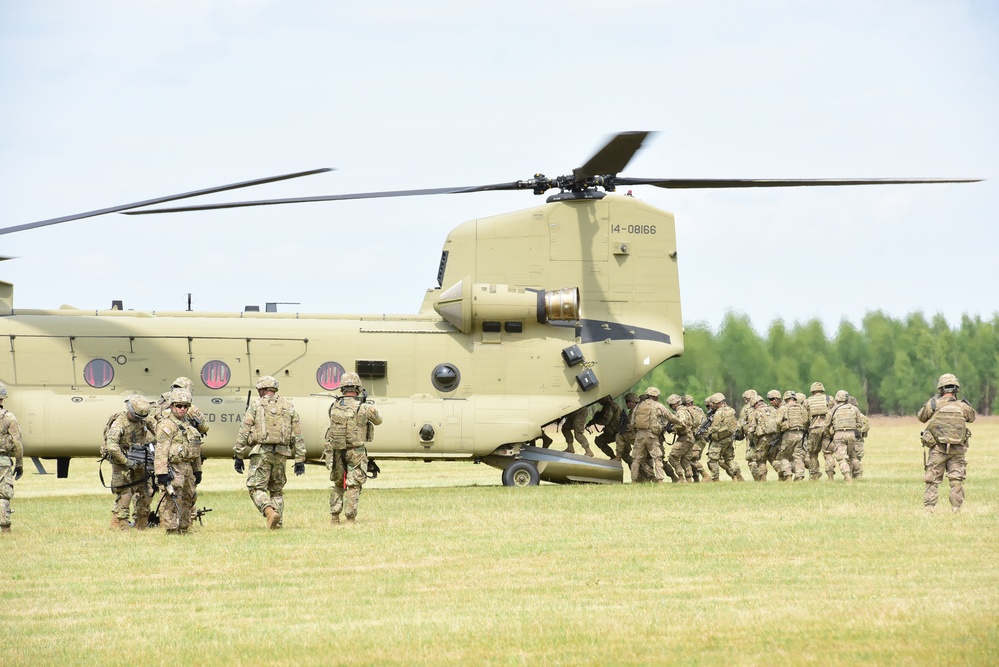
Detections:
255,396,293,445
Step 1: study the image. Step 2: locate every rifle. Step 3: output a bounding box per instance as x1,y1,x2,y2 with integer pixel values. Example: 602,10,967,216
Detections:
767,434,782,460
194,507,213,526
695,409,716,440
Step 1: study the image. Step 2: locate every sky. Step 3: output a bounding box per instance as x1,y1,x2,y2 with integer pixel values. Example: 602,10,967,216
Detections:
1,1,996,335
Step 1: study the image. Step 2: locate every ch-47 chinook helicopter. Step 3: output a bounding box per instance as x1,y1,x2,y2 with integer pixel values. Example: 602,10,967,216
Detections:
0,132,979,486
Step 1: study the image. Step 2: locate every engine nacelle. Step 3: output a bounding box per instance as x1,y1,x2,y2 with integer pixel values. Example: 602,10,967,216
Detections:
434,279,579,334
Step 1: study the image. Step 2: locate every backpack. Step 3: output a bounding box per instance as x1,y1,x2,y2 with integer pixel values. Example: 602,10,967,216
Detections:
754,405,779,437
328,397,362,445
255,396,293,445
783,403,808,431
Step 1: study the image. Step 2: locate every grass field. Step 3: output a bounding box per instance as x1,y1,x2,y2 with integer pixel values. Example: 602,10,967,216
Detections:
2,417,997,665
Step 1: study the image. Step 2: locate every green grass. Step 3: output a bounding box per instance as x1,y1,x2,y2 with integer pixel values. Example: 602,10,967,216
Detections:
2,417,997,665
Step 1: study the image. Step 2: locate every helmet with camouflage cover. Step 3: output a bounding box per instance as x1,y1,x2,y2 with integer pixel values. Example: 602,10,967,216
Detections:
848,396,858,406
834,390,849,403
767,389,781,401
644,387,660,398
666,393,681,406
711,392,726,405
625,392,640,404
795,392,806,403
169,388,193,406
340,372,363,392
125,394,151,419
810,381,825,393
171,376,194,391
0,382,6,400
782,390,796,401
682,394,694,405
742,389,757,402
936,373,960,394
255,376,279,391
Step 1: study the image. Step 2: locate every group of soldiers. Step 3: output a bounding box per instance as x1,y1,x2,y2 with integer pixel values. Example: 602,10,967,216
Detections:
547,381,871,484
100,371,381,533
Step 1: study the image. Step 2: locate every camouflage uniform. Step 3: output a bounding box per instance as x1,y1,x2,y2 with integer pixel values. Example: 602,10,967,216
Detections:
234,378,306,530
664,395,694,482
0,392,24,533
918,374,976,513
706,394,744,482
614,394,640,467
153,390,203,534
775,391,809,481
153,378,209,518
848,396,869,479
103,396,156,530
746,396,779,482
737,391,757,479
629,389,668,483
561,406,594,456
805,383,835,481
326,373,382,523
682,395,710,482
822,391,863,482
765,390,785,479
587,396,622,459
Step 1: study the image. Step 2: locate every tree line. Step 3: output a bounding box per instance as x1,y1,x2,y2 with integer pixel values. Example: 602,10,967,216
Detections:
638,311,999,416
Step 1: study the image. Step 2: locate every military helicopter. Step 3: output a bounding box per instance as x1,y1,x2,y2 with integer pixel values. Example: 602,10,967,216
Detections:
0,132,978,485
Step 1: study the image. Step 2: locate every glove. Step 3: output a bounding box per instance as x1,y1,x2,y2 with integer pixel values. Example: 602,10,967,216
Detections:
194,470,202,485
294,462,306,476
13,466,23,480
156,473,171,487
234,457,244,474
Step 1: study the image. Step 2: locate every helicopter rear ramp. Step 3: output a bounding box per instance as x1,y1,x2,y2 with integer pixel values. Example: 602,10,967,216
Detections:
482,445,624,486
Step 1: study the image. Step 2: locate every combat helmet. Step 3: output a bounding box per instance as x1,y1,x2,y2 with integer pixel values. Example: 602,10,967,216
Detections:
711,392,726,405
171,376,194,391
782,390,796,402
767,389,781,401
810,381,825,393
169,388,193,406
682,394,694,405
340,372,363,392
936,373,960,394
645,387,660,398
0,382,6,400
256,376,279,391
125,394,151,419
742,389,757,402
625,392,640,404
666,394,682,406
834,390,849,403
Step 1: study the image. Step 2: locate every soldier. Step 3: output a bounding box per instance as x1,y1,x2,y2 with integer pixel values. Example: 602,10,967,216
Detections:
587,395,622,458
747,394,779,481
233,376,306,530
629,387,669,483
664,394,694,482
154,377,210,519
153,389,203,535
326,372,382,524
0,383,24,534
614,393,640,468
918,373,976,513
682,394,710,482
561,405,595,457
765,389,784,479
823,391,863,482
775,390,809,481
805,381,835,481
738,390,760,480
706,393,744,482
102,395,156,530
848,396,870,479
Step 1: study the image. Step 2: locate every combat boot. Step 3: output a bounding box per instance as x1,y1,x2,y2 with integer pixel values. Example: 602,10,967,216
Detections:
345,515,356,524
110,516,127,530
827,471,835,481
133,516,149,531
582,446,595,458
733,471,745,482
1,525,10,534
264,506,281,530
564,444,576,454
330,514,340,526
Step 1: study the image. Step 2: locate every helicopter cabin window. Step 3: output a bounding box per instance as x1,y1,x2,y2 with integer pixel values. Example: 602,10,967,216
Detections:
201,360,231,389
83,359,114,388
431,363,460,392
317,361,346,390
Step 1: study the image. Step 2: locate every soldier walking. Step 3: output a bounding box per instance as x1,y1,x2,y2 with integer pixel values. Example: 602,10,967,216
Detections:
746,394,778,481
234,376,306,530
629,387,669,483
587,396,622,458
848,396,870,479
664,394,694,482
706,393,744,482
326,372,382,524
614,393,640,468
918,373,976,513
765,389,785,479
103,395,156,529
0,383,24,534
805,382,835,481
153,389,203,535
562,405,595,457
775,390,809,481
823,391,863,482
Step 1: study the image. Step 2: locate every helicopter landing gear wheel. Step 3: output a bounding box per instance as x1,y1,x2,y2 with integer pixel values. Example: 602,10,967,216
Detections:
502,460,540,487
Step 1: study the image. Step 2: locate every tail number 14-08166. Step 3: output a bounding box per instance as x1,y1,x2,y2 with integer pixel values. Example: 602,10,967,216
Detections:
611,224,657,235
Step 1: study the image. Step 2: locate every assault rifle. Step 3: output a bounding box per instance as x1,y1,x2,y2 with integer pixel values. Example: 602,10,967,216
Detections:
695,409,716,440
194,507,213,526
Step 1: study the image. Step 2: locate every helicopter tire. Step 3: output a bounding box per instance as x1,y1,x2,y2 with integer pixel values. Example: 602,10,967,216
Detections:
502,460,540,487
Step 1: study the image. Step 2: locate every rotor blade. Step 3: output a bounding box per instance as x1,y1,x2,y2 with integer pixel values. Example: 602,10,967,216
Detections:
0,168,334,236
574,131,653,181
123,181,529,214
614,177,982,189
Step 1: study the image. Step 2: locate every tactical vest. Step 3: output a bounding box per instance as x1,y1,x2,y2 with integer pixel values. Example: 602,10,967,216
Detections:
255,396,294,445
633,400,662,435
806,394,829,417
830,403,857,430
0,409,12,452
328,397,372,446
754,405,779,437
782,403,808,431
926,399,968,445
710,406,736,439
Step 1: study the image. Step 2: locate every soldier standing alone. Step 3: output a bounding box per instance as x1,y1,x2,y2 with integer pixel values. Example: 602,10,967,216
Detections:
0,383,24,534
234,376,306,530
326,372,382,524
918,373,976,513
103,395,156,530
